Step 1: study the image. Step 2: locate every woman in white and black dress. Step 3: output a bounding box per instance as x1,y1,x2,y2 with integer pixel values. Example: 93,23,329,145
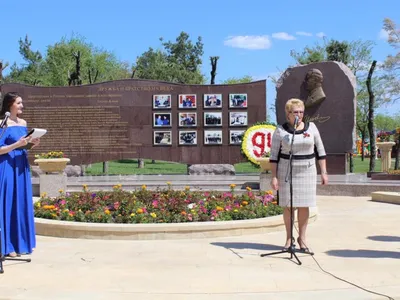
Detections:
269,98,328,253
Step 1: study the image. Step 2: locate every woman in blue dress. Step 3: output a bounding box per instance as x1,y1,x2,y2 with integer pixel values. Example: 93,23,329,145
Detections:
0,92,40,257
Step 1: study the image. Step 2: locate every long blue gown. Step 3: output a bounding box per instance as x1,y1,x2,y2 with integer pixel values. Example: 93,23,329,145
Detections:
0,126,36,255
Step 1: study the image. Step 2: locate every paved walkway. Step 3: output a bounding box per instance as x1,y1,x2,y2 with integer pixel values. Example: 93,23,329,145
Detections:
0,196,399,300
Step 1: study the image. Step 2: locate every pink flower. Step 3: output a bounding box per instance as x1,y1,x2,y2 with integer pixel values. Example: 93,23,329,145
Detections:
222,192,232,198
187,214,193,221
152,200,158,208
225,205,232,211
60,200,66,205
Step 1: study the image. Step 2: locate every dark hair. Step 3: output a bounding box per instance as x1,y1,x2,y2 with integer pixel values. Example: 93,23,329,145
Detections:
1,92,21,117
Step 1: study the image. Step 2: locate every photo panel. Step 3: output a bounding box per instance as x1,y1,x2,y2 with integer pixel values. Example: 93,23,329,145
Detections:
204,112,222,127
153,131,172,145
229,93,248,108
178,112,197,127
179,130,197,145
229,111,248,126
204,130,223,145
153,112,172,127
178,94,197,108
153,94,171,109
203,94,222,109
229,130,245,145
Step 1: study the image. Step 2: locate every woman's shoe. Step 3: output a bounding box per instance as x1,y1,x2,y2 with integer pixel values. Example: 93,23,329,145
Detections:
297,238,313,254
7,252,18,257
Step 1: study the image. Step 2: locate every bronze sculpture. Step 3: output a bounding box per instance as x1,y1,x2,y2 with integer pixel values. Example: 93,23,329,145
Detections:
304,68,326,107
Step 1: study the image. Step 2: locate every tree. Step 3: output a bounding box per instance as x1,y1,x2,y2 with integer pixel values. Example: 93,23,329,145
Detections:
7,35,44,85
221,75,253,84
5,34,130,86
42,34,130,86
366,60,377,172
382,18,400,101
135,32,206,84
210,56,219,84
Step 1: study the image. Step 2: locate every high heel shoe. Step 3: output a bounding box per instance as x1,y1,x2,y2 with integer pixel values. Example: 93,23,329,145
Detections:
297,238,312,254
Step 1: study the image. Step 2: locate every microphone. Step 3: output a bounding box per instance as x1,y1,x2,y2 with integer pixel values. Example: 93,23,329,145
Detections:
294,115,299,129
0,112,10,128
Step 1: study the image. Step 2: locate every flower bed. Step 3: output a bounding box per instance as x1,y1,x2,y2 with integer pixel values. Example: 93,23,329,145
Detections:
34,184,282,224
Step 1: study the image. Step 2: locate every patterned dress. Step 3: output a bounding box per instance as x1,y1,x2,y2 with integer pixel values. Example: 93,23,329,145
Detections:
269,122,326,208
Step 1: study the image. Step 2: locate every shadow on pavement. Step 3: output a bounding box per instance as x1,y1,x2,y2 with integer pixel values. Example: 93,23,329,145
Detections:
210,242,282,251
367,235,400,242
326,249,400,259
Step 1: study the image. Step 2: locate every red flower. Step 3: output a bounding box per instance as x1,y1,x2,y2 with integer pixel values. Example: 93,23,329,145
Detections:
303,132,310,138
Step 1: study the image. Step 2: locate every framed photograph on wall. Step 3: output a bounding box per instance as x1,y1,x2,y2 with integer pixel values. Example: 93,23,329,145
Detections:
153,94,171,109
179,130,197,145
204,130,222,145
178,112,197,127
229,130,245,145
204,112,222,127
153,131,172,145
153,112,172,127
229,112,248,126
203,94,222,108
229,93,248,108
178,94,197,108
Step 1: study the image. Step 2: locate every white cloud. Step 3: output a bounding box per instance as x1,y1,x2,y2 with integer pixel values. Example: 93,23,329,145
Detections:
296,31,313,37
271,32,296,40
223,35,272,50
316,32,326,38
378,29,389,41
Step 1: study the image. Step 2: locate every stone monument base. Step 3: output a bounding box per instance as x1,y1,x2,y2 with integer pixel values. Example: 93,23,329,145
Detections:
39,173,67,197
188,164,235,175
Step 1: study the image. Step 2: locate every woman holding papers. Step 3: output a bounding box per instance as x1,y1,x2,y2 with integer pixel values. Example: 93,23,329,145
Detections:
0,92,40,257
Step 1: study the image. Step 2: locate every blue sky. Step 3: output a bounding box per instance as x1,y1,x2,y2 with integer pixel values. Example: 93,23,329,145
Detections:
2,0,399,121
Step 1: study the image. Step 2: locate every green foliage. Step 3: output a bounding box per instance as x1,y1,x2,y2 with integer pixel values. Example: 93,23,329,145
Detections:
221,75,254,84
5,34,131,86
34,185,281,224
382,18,400,101
134,32,206,84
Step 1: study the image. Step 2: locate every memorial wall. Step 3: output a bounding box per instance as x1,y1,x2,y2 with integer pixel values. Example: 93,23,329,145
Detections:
1,79,267,165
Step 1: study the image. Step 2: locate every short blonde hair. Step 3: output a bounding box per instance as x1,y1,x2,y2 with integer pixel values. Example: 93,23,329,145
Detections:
285,98,305,114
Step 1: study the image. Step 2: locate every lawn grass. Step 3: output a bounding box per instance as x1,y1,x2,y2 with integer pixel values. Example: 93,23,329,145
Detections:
84,156,391,175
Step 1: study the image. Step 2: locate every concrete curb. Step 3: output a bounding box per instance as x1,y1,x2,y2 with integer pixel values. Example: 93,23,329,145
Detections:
371,191,400,205
34,208,318,240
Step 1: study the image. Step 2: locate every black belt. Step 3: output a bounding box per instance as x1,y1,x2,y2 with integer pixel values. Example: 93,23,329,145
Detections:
279,153,315,160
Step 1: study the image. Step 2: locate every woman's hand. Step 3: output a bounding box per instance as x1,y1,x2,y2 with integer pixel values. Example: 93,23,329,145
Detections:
17,136,32,147
321,173,328,185
271,177,279,190
30,137,40,149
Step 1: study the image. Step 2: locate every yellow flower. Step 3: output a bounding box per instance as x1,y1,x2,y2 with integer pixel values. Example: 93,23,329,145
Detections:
267,190,273,195
150,212,157,218
40,192,47,198
130,213,136,217
34,202,41,208
216,206,224,211
82,184,88,190
230,184,236,188
246,186,252,191
104,209,110,215
185,186,190,191
141,184,147,190
58,189,64,193
136,208,144,214
233,209,239,213
242,201,248,206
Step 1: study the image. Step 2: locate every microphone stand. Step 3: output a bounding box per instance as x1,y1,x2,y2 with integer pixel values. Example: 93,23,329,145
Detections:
0,124,31,274
260,120,310,265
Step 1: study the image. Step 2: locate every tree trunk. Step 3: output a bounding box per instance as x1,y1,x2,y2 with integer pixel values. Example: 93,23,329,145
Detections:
366,60,377,172
395,135,400,170
349,153,354,173
103,161,109,174
361,132,365,161
210,56,219,84
138,158,144,168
